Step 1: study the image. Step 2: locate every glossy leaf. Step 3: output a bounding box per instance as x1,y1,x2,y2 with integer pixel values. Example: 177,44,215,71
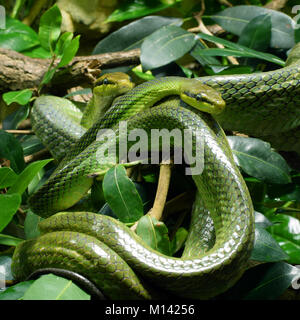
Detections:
0,193,22,232
0,281,34,300
38,4,62,52
225,262,300,300
170,227,188,255
93,16,182,54
22,45,52,59
0,16,39,52
106,0,175,22
227,136,291,184
2,89,32,106
55,32,73,57
136,215,171,255
21,136,44,157
141,25,196,70
103,165,143,223
244,262,300,299
238,14,271,52
195,33,284,66
0,167,18,189
8,159,53,195
251,225,289,262
0,233,23,246
24,211,42,239
267,214,300,264
211,5,295,49
2,105,30,130
254,211,273,229
21,274,90,300
57,35,80,68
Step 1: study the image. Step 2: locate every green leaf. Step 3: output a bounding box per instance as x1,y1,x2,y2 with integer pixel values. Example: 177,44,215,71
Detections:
0,16,39,52
2,104,30,130
267,214,300,264
170,227,188,255
38,4,62,52
0,193,22,232
141,25,196,70
106,0,175,22
21,274,90,300
136,215,171,255
227,136,291,184
225,262,300,300
8,159,53,196
57,35,80,68
0,167,18,189
24,211,42,239
40,68,57,85
2,89,33,106
244,262,300,300
254,211,273,229
21,136,44,156
0,281,34,300
251,225,289,262
238,14,271,52
190,42,223,73
195,33,285,66
93,16,182,54
55,32,73,57
22,45,52,59
210,5,295,49
103,165,143,223
0,234,23,246
0,130,25,174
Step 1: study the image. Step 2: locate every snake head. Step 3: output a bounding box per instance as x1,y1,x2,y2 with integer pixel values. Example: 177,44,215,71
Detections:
93,72,135,97
180,80,225,115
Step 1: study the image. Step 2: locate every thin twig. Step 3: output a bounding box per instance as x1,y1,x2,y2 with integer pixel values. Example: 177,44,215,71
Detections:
24,148,51,164
131,160,173,232
5,130,33,135
195,16,239,65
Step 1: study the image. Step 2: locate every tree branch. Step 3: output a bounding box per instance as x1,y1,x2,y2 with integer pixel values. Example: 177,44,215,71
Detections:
0,48,141,93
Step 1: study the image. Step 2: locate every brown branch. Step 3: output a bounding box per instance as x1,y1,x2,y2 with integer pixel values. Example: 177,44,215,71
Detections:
0,48,141,93
148,160,173,221
5,130,33,135
24,148,51,164
131,160,173,232
264,0,288,11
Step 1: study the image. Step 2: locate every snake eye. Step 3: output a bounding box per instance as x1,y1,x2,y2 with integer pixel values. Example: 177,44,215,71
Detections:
103,78,109,85
196,94,203,101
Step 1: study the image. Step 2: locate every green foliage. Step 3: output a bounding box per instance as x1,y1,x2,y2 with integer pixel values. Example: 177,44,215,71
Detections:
20,274,90,300
227,136,291,184
141,25,197,70
103,164,144,223
210,5,295,48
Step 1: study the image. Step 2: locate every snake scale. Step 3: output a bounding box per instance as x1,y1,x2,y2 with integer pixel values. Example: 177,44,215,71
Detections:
11,43,300,299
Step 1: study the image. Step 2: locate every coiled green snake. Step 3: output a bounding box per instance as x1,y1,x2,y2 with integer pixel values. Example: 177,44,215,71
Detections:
11,43,300,299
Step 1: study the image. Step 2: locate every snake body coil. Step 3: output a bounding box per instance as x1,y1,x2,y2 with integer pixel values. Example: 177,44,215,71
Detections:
13,44,300,299
12,106,254,299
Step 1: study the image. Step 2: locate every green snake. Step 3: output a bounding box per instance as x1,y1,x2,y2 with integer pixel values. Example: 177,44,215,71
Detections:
30,72,134,161
12,102,254,299
11,43,300,299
